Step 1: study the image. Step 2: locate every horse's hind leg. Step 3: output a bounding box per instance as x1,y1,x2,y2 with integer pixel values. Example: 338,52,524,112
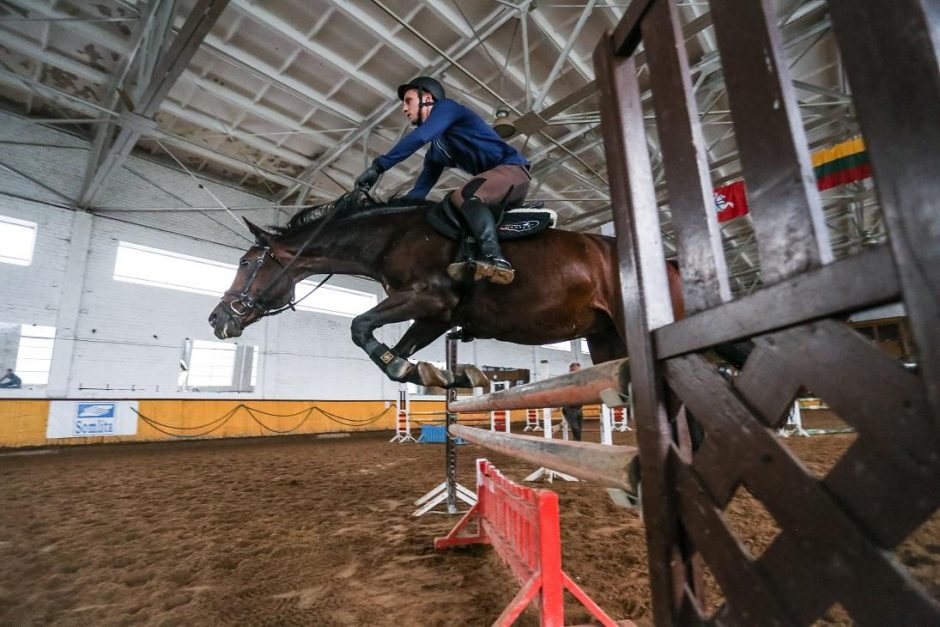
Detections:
585,332,628,365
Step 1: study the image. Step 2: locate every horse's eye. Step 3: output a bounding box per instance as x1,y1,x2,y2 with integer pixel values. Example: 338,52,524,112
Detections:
239,259,249,267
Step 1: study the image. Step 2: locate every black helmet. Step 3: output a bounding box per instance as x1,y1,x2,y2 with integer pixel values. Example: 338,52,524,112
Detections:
397,76,445,102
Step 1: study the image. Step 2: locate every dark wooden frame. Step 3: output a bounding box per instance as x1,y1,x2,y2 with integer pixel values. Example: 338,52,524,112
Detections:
595,0,940,624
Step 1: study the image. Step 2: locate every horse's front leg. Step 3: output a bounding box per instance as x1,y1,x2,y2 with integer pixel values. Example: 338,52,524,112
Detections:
390,319,489,389
350,291,454,386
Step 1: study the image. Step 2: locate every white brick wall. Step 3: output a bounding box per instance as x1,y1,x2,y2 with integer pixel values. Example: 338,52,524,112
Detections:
0,112,578,400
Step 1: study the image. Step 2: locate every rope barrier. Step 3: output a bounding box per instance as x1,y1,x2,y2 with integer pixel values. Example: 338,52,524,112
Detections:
131,403,394,438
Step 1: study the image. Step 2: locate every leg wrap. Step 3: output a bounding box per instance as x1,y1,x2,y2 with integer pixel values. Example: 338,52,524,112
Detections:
364,339,413,381
364,339,396,366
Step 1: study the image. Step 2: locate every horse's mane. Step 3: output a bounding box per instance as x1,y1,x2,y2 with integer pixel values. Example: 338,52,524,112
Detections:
271,192,435,237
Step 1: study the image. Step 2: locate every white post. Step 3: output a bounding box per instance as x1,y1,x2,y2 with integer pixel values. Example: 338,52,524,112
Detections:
626,382,634,430
600,405,613,445
790,399,809,437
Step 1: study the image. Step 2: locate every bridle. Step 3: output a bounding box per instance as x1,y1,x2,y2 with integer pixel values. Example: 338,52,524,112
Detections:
223,245,295,318
221,193,356,322
222,243,335,320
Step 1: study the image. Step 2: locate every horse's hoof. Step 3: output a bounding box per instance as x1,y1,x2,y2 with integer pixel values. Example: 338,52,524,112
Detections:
455,364,489,388
416,362,455,388
385,356,414,382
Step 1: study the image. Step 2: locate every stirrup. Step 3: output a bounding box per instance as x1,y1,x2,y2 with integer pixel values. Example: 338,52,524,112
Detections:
473,258,515,285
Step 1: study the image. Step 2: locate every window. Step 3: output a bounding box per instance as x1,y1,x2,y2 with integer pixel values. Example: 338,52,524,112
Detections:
113,242,377,318
187,340,236,387
182,339,257,392
114,242,235,296
541,341,572,352
15,324,55,385
580,338,589,354
0,216,37,266
294,279,377,318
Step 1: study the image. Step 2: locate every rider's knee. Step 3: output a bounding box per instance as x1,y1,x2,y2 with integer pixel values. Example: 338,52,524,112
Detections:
460,178,486,204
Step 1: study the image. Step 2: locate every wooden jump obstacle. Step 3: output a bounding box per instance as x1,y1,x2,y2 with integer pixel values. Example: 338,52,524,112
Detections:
436,459,620,627
447,0,940,624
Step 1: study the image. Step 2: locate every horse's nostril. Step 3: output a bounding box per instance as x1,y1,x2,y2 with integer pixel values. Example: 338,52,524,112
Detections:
208,312,217,325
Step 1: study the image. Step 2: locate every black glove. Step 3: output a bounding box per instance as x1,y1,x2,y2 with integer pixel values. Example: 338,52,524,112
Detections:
354,163,382,191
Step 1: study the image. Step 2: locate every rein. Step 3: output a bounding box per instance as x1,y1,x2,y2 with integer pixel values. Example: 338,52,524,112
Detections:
222,191,378,319
224,244,335,319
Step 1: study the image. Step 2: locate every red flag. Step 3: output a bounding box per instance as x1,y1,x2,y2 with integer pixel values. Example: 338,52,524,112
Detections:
713,181,749,223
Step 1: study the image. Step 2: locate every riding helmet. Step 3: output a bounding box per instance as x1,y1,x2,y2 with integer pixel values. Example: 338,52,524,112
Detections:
397,76,445,102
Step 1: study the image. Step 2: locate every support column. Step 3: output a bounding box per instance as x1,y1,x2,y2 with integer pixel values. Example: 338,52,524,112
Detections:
46,211,94,396
259,315,280,398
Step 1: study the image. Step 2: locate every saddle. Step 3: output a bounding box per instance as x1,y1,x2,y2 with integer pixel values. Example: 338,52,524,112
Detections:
425,195,556,241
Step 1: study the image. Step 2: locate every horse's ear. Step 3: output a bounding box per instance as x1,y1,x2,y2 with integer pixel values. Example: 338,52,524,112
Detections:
243,218,272,245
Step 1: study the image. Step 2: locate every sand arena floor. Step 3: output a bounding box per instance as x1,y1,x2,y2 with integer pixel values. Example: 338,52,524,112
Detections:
0,417,937,626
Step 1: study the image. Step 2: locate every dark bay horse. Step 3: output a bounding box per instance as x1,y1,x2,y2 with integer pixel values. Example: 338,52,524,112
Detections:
208,195,684,388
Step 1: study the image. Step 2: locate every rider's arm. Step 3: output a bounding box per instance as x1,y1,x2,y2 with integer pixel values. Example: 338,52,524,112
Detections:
373,101,461,173
404,161,444,199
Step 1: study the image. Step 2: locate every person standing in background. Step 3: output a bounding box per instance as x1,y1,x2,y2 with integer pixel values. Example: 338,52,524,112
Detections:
0,368,22,388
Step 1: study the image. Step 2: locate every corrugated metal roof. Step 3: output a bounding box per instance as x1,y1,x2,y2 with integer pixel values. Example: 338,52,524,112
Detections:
0,0,883,293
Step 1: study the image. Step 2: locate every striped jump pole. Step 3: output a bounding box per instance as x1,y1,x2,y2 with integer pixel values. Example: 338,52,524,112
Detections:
389,388,417,443
523,408,542,431
447,357,639,506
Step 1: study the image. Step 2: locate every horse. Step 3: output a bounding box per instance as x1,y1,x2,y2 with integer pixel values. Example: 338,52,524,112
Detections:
208,193,685,388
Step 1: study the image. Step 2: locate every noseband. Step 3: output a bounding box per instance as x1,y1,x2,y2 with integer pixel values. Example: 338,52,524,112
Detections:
223,246,294,318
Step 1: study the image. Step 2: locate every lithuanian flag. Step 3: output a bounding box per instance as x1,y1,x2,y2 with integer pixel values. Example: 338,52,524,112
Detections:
811,136,871,191
711,137,872,223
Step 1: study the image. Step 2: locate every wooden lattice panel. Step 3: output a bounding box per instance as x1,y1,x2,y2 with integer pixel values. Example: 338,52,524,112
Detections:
595,0,940,624
665,320,940,623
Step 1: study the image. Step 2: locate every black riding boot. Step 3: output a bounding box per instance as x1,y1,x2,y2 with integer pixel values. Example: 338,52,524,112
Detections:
447,197,515,285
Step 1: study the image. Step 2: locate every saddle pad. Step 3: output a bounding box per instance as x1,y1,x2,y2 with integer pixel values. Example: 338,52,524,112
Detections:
426,201,556,241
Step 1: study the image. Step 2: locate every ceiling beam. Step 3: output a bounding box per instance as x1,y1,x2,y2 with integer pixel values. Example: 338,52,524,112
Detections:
229,0,389,100
274,3,519,202
78,0,231,209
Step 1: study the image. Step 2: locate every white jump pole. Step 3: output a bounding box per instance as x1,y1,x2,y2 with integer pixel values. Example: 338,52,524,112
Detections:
600,405,613,445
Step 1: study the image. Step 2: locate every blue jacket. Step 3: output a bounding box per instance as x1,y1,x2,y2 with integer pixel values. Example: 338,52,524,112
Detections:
373,99,529,199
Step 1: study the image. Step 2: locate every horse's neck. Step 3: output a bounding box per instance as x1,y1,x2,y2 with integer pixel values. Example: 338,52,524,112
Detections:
282,211,410,280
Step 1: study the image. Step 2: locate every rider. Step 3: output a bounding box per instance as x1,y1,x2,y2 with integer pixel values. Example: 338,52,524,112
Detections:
354,76,530,285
